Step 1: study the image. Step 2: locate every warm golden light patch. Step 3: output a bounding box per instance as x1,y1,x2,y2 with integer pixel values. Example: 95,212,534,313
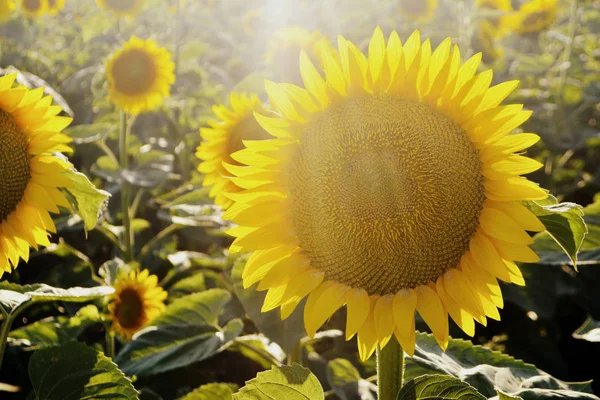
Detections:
290,95,485,294
0,109,31,222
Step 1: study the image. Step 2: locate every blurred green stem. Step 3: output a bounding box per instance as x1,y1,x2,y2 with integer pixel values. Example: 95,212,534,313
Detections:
288,340,303,366
377,336,404,400
119,110,134,262
105,323,115,359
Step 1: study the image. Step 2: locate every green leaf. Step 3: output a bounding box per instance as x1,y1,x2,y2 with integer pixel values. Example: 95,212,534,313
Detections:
524,195,587,270
411,332,597,399
572,316,600,342
98,258,132,286
179,383,238,400
396,374,486,400
233,364,324,400
9,305,100,349
0,282,114,314
63,122,115,144
29,341,138,400
115,290,243,377
231,258,307,353
326,358,376,400
168,273,207,300
62,168,111,232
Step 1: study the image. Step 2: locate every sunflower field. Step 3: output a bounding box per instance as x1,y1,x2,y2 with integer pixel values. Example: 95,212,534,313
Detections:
0,0,599,399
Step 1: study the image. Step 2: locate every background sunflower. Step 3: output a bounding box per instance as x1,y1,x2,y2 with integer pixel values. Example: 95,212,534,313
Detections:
105,36,175,114
19,0,47,17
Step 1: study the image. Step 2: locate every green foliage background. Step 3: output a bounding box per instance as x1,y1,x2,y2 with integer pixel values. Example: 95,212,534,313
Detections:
0,0,599,399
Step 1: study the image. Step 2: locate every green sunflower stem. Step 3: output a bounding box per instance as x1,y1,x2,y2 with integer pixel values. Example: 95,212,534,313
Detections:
119,110,134,262
377,335,405,400
105,322,115,359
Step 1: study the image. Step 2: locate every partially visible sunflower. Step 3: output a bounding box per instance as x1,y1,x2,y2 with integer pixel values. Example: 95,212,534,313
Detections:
397,0,437,21
0,73,74,277
196,93,271,209
225,28,547,361
243,8,262,34
505,0,558,35
105,36,175,114
0,0,16,22
265,26,333,85
476,20,505,63
476,0,513,37
20,0,47,17
96,0,143,18
109,269,167,340
46,0,64,15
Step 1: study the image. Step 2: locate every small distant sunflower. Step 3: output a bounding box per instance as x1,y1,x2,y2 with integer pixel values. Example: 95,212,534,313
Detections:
397,0,437,21
265,26,333,85
46,0,64,15
0,0,16,22
0,73,74,277
477,20,505,63
109,269,167,340
196,93,271,209
105,36,175,114
476,0,513,37
20,0,47,17
96,0,143,18
506,0,558,35
225,28,547,361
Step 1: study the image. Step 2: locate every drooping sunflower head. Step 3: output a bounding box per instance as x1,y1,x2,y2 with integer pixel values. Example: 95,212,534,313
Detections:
0,73,75,277
46,0,65,15
225,27,547,361
476,20,505,63
397,0,438,21
0,0,16,21
265,26,333,85
96,0,143,18
105,36,175,115
196,92,271,210
109,269,167,340
505,0,558,35
20,0,47,17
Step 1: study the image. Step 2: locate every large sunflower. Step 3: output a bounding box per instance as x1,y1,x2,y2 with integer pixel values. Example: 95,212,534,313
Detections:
0,73,74,277
224,28,547,361
196,93,271,210
397,0,437,21
20,0,47,17
96,0,143,18
105,36,175,115
0,0,16,22
505,0,558,35
109,269,167,340
46,0,64,15
265,26,333,85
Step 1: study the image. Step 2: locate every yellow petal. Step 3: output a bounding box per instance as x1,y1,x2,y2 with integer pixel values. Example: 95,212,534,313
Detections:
374,294,395,348
392,288,417,356
304,281,349,337
345,287,370,340
415,285,449,350
478,208,535,245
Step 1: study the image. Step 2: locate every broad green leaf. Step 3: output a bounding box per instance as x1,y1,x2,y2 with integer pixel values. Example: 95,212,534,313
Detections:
411,332,597,399
179,383,238,400
232,258,307,353
98,258,132,286
62,168,111,232
572,316,600,342
525,195,587,270
0,282,113,314
327,358,376,400
168,273,207,300
63,122,115,144
396,374,486,400
227,335,285,369
233,364,324,400
9,305,100,349
29,341,138,400
115,290,243,377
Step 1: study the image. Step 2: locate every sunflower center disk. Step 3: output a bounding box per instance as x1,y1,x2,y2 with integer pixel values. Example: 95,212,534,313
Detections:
0,109,31,222
116,288,145,329
112,49,157,95
290,95,485,295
